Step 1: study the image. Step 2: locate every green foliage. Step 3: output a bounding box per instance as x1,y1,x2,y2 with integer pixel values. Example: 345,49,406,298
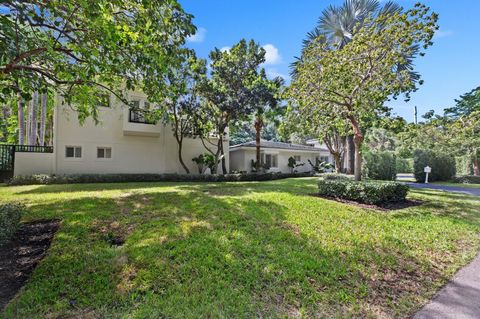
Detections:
456,156,474,176
289,3,438,180
317,179,409,205
396,158,414,174
364,128,397,152
192,154,216,174
413,149,456,182
445,86,480,118
363,151,397,181
0,203,25,244
320,173,352,181
308,159,334,173
1,1,194,121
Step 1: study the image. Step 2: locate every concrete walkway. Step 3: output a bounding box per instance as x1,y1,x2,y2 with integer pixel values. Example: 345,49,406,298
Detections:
406,183,480,197
414,251,480,319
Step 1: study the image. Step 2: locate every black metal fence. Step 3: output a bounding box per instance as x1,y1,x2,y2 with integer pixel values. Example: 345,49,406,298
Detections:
129,109,157,124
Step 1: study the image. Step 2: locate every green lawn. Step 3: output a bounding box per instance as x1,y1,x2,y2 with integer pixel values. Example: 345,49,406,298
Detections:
1,178,479,318
432,181,480,189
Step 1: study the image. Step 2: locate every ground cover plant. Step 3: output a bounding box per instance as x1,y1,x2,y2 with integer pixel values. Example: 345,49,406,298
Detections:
0,178,479,318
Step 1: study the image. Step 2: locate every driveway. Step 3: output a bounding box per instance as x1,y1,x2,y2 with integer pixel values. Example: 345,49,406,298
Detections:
406,183,480,197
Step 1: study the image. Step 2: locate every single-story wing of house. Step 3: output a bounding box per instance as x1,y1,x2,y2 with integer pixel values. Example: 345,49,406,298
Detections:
229,140,333,174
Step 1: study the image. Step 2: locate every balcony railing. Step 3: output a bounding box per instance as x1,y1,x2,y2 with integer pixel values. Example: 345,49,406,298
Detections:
128,109,157,125
13,145,54,153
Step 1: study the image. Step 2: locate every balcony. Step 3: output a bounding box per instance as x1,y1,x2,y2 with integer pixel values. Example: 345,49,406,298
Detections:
123,109,162,137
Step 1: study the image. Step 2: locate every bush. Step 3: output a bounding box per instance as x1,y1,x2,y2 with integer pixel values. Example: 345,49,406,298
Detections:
396,158,413,174
318,179,409,205
320,173,352,181
0,203,25,245
452,175,480,184
455,156,474,176
7,172,314,186
413,150,456,182
363,151,397,181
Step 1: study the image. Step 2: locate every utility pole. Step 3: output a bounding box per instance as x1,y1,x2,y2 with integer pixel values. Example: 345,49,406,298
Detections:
414,106,418,125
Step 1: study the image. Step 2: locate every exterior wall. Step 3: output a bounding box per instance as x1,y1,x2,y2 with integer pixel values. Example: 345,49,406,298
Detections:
14,153,54,176
51,92,228,175
229,148,322,174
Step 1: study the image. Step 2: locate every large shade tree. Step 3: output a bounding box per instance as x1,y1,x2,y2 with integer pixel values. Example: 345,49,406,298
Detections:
0,1,195,122
289,3,438,180
197,39,272,174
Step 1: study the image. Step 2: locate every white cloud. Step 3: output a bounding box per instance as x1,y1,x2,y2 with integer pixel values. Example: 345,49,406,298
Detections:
265,68,289,82
435,29,454,39
220,46,231,52
262,44,282,65
187,27,207,43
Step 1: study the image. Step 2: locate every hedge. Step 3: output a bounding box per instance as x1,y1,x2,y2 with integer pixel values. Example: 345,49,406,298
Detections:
7,172,314,186
452,175,480,184
318,179,409,205
396,158,413,174
413,149,456,182
320,173,353,181
0,203,25,245
363,151,397,181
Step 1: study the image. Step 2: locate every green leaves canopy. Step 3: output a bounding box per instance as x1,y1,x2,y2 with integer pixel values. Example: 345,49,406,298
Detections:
0,0,195,121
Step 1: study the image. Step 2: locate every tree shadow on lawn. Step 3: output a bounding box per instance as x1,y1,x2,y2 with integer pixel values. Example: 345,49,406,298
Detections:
1,187,464,318
13,177,318,196
398,189,480,227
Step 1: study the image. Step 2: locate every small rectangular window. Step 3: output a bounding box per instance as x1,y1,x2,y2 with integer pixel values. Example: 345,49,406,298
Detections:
97,147,112,159
294,155,301,162
66,146,82,158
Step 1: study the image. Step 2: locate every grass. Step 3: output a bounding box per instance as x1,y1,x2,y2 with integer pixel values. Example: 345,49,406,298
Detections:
432,181,480,189
1,178,479,318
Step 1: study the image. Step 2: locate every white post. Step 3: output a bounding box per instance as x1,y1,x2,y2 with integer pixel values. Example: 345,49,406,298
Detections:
424,166,431,184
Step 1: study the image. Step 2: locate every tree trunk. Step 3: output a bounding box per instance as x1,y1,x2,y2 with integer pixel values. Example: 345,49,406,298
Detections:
220,135,227,174
346,135,355,175
334,153,342,173
17,96,25,145
473,154,479,176
39,93,47,146
28,91,38,145
177,137,189,174
254,117,262,172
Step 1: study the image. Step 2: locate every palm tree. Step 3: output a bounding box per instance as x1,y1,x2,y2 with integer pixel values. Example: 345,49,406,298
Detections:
290,0,415,175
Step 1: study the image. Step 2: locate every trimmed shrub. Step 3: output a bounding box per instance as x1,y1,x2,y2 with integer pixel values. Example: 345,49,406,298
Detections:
413,150,456,182
363,151,397,181
0,203,25,245
396,158,413,174
318,179,409,205
320,173,352,181
452,175,480,184
7,172,314,186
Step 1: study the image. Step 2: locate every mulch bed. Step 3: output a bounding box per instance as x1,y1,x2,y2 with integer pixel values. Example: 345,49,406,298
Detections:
0,219,60,310
311,194,423,211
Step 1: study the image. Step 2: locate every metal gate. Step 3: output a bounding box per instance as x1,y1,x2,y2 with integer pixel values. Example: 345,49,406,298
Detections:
0,144,15,181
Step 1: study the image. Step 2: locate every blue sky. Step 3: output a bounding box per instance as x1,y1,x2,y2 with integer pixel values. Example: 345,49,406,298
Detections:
181,0,480,122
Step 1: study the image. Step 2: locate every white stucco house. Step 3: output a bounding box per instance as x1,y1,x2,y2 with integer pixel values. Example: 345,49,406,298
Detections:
11,91,228,177
229,140,333,174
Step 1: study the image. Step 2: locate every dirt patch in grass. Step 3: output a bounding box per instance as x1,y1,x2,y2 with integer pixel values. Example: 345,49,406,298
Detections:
311,194,423,211
0,219,60,310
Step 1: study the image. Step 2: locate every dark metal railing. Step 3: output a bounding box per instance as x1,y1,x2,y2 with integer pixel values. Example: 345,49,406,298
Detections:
129,109,157,125
14,145,54,153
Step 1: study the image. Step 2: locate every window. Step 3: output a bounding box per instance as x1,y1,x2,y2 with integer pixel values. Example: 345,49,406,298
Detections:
265,154,278,168
97,147,112,159
294,155,301,162
320,156,330,163
65,146,82,158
